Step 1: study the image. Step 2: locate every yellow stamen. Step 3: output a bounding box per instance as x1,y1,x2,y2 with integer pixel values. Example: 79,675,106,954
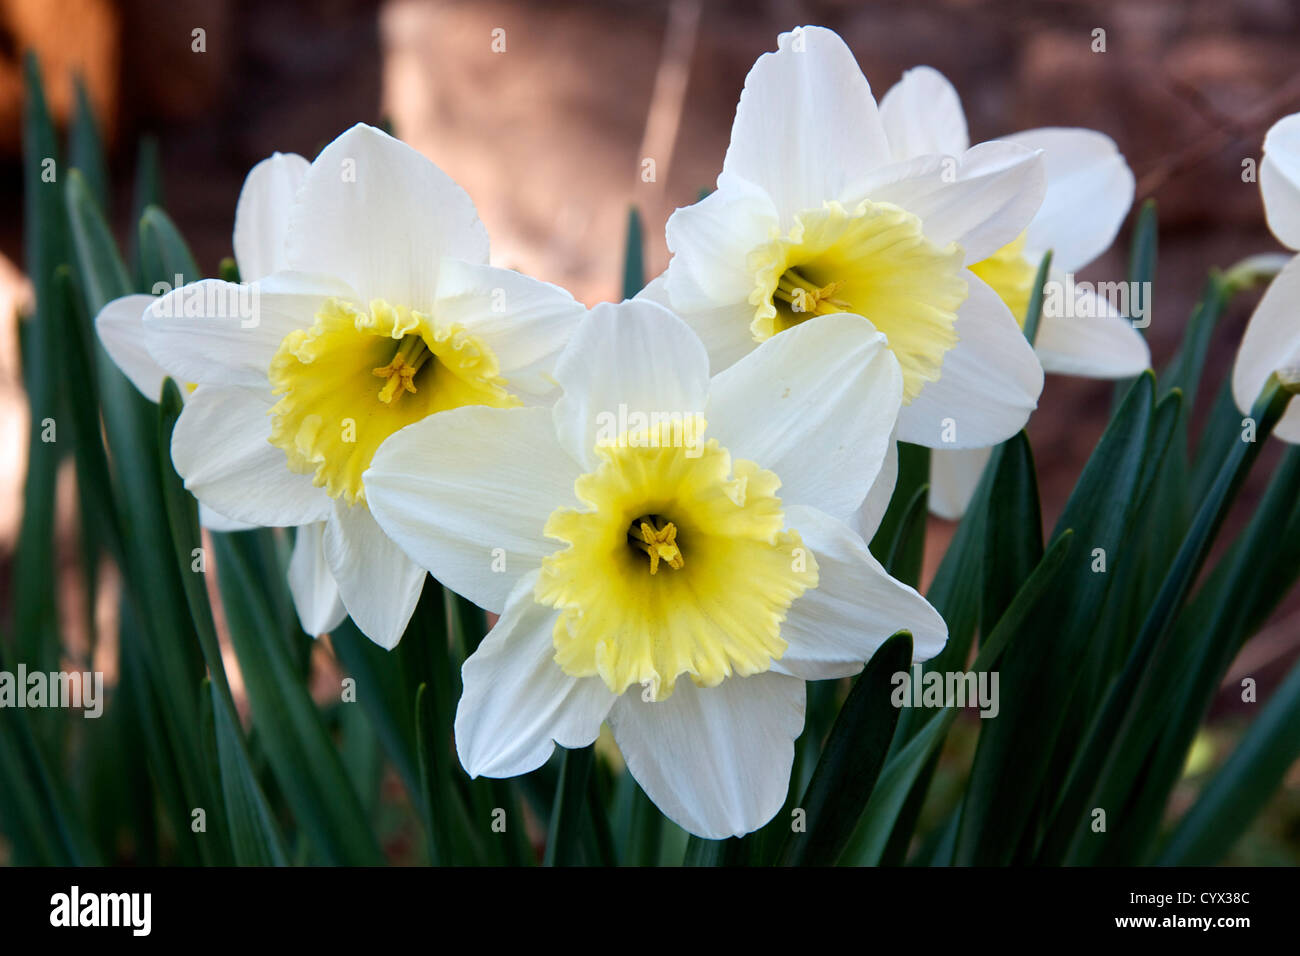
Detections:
773,270,849,316
629,516,684,574
372,334,433,404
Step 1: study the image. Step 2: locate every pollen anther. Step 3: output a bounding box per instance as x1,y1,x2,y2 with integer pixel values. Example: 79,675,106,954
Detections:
373,334,432,404
629,516,684,574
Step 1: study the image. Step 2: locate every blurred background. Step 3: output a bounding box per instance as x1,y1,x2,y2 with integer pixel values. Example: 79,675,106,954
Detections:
1,0,1298,862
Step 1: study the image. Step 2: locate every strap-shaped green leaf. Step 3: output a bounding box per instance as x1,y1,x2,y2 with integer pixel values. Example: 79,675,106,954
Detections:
158,381,288,865
212,529,386,865
779,632,912,866
1159,652,1300,864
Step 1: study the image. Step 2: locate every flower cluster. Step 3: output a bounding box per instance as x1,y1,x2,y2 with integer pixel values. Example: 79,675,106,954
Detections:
91,25,1300,841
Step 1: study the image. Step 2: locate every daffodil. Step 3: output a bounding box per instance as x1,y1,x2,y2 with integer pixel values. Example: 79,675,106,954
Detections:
136,124,585,647
642,26,1046,496
95,150,353,634
1235,113,1300,430
363,299,947,839
95,151,309,534
877,66,1151,517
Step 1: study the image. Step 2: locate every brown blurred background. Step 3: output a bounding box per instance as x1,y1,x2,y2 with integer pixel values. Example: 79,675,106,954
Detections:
1,0,1299,856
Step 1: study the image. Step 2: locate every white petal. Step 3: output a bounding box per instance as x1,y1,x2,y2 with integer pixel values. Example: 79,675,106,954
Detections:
867,141,1046,264
552,300,710,469
1233,253,1300,442
142,272,352,389
775,504,947,680
852,428,899,541
94,294,167,401
1002,127,1134,272
233,152,310,281
456,571,616,778
879,65,969,161
430,259,585,401
364,405,580,614
286,124,488,311
1261,114,1300,252
663,172,779,311
608,672,805,840
899,273,1043,448
706,313,902,525
637,272,757,373
171,385,333,526
723,25,890,223
197,504,256,533
1034,276,1150,379
287,521,346,636
928,445,992,521
322,501,426,649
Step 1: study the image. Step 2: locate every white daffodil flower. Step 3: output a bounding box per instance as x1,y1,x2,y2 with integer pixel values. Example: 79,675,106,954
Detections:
642,26,1046,497
363,299,948,839
96,150,351,634
879,67,1150,518
135,123,585,648
1234,113,1300,435
95,150,310,535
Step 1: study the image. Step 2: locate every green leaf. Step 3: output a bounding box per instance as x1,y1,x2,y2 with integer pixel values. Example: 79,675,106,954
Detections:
138,204,203,287
55,267,121,683
212,530,386,865
779,632,912,865
979,432,1042,636
1045,375,1294,864
330,619,422,791
1090,388,1182,686
69,76,109,213
1020,251,1052,346
12,52,65,672
415,682,476,864
1126,199,1157,330
157,381,288,865
883,484,928,589
870,442,929,562
128,136,162,287
1161,273,1226,410
612,774,665,866
1191,374,1247,505
1111,199,1156,409
839,701,956,867
955,375,1155,864
844,529,1074,865
1158,653,1300,864
0,646,101,865
544,746,596,866
65,168,133,311
874,452,994,862
69,173,221,861
1105,442,1300,861
622,206,645,299
206,683,291,866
